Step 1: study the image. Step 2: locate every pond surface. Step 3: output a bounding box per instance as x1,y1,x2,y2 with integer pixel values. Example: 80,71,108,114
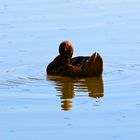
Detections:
0,0,140,140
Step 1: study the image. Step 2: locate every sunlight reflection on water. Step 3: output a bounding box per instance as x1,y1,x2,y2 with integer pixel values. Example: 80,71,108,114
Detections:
47,76,104,111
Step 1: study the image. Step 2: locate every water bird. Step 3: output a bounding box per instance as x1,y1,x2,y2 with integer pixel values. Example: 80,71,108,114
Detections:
47,40,103,77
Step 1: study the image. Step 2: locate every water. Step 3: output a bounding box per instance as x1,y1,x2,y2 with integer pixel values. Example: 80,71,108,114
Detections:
0,0,140,140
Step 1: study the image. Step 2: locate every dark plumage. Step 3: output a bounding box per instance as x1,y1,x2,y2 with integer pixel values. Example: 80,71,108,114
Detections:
47,40,103,77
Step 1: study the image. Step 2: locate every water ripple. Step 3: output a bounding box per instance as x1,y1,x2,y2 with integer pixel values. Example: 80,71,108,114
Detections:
104,63,140,86
0,63,140,92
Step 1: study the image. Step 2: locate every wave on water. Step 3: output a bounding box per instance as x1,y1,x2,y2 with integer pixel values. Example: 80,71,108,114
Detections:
0,63,140,94
104,63,140,86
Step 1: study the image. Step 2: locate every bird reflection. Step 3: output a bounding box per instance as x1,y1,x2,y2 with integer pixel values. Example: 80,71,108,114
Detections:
47,76,104,111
